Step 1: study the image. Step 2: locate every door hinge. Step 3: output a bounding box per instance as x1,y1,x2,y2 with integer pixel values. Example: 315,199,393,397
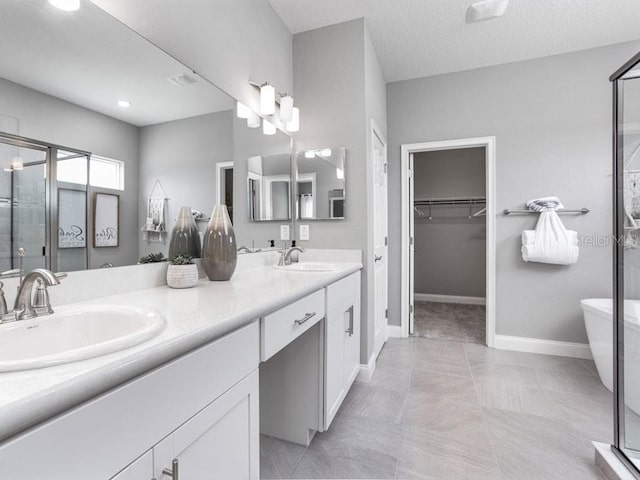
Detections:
384,236,388,246
384,162,388,174
42,246,46,256
385,308,388,319
409,237,414,246
409,304,414,314
408,169,413,178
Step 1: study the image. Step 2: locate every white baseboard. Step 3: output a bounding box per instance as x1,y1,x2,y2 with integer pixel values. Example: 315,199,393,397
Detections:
494,334,592,360
414,293,486,305
356,352,376,383
387,325,405,338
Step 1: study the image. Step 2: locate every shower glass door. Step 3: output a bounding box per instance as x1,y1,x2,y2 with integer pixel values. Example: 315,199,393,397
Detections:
614,52,640,476
0,136,48,273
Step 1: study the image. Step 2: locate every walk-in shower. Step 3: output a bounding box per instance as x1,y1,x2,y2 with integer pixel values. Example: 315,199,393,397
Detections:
0,133,89,274
612,50,640,477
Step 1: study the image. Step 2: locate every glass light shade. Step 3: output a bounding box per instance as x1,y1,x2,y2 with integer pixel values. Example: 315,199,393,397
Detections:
263,119,276,135
49,0,80,11
305,151,315,159
280,95,294,122
247,111,261,128
287,107,300,132
236,101,251,119
319,149,332,157
11,157,24,171
260,84,276,115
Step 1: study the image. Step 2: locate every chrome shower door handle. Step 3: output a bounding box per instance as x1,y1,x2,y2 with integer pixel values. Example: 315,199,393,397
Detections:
162,459,179,480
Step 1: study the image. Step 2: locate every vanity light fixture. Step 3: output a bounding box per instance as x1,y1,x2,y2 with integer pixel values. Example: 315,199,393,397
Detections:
260,83,276,115
247,111,261,128
319,149,332,157
236,102,251,119
304,151,315,159
336,168,344,180
49,0,80,11
117,99,131,108
466,0,509,23
263,119,276,135
287,107,300,133
279,94,294,122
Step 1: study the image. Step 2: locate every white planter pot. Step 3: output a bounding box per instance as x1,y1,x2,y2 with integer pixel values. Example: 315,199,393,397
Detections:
166,264,198,289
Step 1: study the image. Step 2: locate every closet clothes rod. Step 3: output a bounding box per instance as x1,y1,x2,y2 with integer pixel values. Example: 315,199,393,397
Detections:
503,208,590,215
414,197,486,207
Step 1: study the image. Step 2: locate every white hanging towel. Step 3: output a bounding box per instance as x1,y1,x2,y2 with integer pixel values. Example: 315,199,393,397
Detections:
521,211,579,265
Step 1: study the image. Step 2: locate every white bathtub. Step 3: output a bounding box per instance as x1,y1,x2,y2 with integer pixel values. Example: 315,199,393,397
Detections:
581,299,640,408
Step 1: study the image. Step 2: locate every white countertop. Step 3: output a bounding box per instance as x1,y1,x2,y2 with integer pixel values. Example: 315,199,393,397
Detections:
0,258,361,442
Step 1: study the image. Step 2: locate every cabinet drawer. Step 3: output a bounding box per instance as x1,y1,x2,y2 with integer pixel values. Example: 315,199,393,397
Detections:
261,289,325,361
327,272,361,312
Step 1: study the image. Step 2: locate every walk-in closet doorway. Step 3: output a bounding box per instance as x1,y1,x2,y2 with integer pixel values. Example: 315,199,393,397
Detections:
400,137,496,346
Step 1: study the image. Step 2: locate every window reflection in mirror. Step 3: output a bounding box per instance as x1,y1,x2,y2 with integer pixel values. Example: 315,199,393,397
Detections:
295,147,346,220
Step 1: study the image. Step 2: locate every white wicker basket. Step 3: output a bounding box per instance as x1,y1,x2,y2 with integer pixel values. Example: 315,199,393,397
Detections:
166,263,198,289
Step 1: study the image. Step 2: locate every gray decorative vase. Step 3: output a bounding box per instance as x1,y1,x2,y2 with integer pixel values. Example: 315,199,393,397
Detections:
202,205,237,281
168,206,201,258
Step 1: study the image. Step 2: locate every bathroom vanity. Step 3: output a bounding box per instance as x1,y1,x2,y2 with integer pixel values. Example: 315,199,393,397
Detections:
0,253,361,479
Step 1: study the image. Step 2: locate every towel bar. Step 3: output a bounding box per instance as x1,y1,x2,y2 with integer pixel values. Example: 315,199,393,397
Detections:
503,208,590,215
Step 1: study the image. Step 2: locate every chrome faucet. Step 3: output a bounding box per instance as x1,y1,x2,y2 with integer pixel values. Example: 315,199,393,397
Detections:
278,245,305,266
13,269,62,321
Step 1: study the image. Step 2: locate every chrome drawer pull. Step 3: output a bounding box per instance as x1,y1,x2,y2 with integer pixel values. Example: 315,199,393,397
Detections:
295,312,316,325
162,459,179,480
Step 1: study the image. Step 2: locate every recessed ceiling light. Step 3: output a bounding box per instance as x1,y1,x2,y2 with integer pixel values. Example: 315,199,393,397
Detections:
49,0,80,12
117,100,131,108
466,0,509,23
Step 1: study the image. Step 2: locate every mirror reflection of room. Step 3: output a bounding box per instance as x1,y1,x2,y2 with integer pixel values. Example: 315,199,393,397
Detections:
296,147,346,220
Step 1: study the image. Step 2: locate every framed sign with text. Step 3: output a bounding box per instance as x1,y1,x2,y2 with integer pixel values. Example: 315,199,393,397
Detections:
93,193,119,247
58,189,86,248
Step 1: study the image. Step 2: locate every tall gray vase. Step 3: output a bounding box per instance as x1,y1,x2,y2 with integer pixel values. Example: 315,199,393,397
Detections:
168,206,201,258
202,205,237,281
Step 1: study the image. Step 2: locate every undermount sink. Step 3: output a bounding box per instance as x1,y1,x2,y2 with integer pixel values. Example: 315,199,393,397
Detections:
274,262,343,272
0,304,166,372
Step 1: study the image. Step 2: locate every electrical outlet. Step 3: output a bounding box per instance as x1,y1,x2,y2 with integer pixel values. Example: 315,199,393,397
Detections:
299,224,310,241
280,224,290,241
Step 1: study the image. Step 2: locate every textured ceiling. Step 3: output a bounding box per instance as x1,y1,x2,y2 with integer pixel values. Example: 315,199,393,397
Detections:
268,0,640,82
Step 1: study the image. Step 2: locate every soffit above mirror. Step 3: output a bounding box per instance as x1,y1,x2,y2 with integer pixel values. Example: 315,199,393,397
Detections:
0,0,233,126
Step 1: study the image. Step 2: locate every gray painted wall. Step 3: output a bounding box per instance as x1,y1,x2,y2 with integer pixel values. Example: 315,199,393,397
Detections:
0,77,140,269
388,41,640,343
138,110,233,258
292,19,387,364
413,148,486,298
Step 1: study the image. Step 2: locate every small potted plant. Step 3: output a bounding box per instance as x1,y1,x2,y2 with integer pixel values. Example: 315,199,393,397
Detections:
166,254,198,289
139,252,165,264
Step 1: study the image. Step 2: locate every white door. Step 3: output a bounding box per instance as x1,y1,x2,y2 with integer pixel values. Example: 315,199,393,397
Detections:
408,153,415,335
372,123,388,357
153,370,259,480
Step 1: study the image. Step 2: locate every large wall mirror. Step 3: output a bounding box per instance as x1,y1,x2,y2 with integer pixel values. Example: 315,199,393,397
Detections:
0,0,291,272
295,147,346,220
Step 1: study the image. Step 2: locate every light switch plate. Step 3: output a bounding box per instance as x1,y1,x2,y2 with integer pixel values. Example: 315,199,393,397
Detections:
280,224,290,241
299,224,310,241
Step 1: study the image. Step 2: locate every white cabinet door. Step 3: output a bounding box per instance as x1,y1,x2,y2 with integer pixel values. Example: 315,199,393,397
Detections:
153,369,260,480
325,307,346,427
110,451,153,480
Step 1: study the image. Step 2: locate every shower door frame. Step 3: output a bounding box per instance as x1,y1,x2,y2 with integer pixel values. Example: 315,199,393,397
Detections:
611,50,640,479
0,132,91,273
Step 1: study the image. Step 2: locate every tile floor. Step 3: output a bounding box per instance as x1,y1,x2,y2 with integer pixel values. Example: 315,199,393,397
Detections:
414,302,486,344
260,336,612,479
